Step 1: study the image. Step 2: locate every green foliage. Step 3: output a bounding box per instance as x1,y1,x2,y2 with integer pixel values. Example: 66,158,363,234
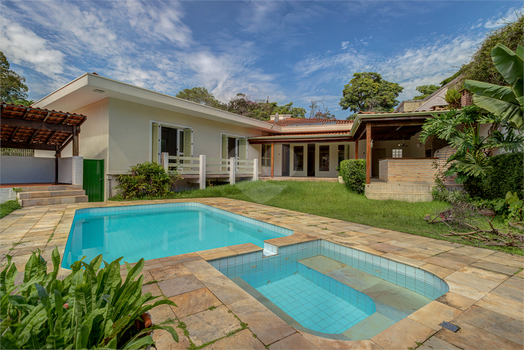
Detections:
176,87,225,110
444,88,461,108
459,12,523,86
0,200,21,218
339,159,366,194
272,102,306,118
0,248,178,349
413,85,439,100
465,152,523,200
0,52,29,103
440,72,462,87
420,106,524,186
465,44,524,129
116,162,179,199
339,72,403,114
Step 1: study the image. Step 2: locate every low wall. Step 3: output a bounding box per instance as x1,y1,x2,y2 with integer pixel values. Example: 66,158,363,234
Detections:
0,156,55,184
0,188,16,204
378,158,438,183
58,156,83,185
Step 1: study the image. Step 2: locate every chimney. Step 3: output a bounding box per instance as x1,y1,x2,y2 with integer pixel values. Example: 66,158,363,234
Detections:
460,89,473,107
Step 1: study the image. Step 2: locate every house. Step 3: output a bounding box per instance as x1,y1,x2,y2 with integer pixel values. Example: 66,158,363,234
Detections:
27,72,467,203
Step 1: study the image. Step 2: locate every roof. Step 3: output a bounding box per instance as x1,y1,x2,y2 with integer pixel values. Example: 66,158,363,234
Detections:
414,75,463,112
248,131,352,144
1,102,86,151
266,117,352,127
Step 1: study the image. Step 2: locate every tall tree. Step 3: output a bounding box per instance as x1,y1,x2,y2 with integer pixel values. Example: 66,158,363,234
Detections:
413,84,439,100
339,72,403,115
0,52,30,104
175,87,225,109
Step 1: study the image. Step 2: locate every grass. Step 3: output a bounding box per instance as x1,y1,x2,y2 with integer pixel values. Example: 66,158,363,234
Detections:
1,200,21,218
111,180,522,255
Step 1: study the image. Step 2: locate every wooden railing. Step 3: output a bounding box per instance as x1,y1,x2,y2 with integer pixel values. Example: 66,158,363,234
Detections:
161,153,258,189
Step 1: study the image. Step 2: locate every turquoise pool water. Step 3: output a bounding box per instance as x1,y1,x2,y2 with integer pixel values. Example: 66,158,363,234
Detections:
217,240,449,339
61,203,292,268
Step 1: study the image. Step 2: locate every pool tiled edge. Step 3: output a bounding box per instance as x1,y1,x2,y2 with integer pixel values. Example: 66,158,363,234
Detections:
1,197,523,350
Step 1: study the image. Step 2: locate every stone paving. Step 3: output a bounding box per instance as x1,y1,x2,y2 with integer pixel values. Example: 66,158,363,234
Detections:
1,198,523,350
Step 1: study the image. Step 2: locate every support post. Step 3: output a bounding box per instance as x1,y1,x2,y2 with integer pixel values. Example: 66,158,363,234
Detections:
366,123,371,184
271,142,274,178
229,157,236,185
72,126,79,156
253,159,258,181
54,150,61,184
355,140,359,160
199,154,206,189
161,152,169,172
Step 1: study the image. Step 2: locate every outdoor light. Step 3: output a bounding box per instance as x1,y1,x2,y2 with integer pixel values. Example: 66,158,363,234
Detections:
93,89,105,93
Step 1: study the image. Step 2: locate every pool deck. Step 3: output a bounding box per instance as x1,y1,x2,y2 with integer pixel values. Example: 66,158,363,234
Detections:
1,198,523,350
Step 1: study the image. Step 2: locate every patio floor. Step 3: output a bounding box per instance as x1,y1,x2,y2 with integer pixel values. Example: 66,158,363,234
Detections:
1,198,523,349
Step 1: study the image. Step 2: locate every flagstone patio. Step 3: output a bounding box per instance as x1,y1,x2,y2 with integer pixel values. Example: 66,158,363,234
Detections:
1,198,523,349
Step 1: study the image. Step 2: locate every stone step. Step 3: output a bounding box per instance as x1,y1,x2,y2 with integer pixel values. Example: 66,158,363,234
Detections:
20,195,88,207
15,185,83,192
365,182,433,194
18,189,86,200
365,191,433,203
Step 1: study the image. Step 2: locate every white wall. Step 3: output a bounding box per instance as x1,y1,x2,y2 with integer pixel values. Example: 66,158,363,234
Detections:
58,156,83,185
0,188,16,204
0,156,55,183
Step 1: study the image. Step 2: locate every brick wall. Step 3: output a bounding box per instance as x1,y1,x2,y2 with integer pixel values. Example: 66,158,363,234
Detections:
461,90,473,107
379,158,437,183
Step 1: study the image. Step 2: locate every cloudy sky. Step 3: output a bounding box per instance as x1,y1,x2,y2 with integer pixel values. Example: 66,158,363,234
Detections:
1,1,521,118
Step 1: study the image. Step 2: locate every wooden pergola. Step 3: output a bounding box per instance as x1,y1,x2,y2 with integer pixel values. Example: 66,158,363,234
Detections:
1,102,87,183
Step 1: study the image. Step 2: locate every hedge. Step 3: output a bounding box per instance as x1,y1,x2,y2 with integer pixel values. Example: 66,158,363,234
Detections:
339,159,366,194
465,152,523,199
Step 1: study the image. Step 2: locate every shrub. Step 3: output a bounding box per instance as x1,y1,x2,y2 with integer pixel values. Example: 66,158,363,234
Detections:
464,152,523,199
116,161,180,199
0,248,178,349
339,159,366,194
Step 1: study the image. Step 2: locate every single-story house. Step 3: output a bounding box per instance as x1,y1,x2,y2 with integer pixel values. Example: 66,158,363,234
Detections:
21,72,478,202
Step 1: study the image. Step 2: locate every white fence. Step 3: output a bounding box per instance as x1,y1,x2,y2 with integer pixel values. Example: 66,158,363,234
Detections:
161,152,258,190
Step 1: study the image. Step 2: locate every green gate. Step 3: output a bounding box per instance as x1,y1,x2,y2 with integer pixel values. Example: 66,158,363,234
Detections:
83,159,104,202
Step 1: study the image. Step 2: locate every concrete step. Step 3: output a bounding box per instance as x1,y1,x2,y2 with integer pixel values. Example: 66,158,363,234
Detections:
365,182,433,194
16,185,82,192
365,191,433,203
18,190,86,200
20,195,88,207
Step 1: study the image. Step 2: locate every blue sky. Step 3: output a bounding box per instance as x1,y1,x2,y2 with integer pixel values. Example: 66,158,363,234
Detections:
1,1,522,119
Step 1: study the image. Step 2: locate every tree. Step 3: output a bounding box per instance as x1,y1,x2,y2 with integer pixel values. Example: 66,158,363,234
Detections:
465,44,523,129
339,72,403,114
0,52,29,104
272,102,306,118
315,98,335,119
175,87,226,109
413,85,439,100
459,12,523,86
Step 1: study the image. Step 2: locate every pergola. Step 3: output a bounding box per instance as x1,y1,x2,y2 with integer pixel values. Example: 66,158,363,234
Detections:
1,102,87,183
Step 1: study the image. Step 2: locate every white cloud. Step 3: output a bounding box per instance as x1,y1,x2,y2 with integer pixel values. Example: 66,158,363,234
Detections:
0,17,65,77
484,7,522,29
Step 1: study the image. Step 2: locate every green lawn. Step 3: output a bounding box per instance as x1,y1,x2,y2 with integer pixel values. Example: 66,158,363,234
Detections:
1,200,21,218
112,180,522,255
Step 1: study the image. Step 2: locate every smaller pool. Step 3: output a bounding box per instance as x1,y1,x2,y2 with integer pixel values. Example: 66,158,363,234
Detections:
215,240,448,340
61,203,292,268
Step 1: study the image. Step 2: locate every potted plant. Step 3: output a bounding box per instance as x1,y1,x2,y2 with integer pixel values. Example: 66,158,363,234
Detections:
0,248,178,349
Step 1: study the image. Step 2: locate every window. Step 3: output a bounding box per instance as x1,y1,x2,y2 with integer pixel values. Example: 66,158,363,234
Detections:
338,145,345,165
392,149,402,158
319,145,330,171
261,144,272,166
293,146,304,171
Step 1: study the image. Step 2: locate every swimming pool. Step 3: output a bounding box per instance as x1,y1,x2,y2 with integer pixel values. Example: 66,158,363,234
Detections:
215,240,449,340
61,203,292,268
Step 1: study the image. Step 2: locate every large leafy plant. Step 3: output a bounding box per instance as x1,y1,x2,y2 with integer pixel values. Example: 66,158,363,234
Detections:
464,44,523,129
0,248,178,349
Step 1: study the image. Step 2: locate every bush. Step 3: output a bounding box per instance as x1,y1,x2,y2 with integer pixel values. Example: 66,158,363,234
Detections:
116,161,179,199
339,159,366,194
0,248,178,349
464,152,523,200
0,200,21,218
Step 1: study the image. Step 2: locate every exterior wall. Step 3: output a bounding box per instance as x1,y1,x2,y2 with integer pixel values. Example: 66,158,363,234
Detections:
378,158,437,183
0,156,55,183
0,188,16,204
107,98,264,176
58,156,83,185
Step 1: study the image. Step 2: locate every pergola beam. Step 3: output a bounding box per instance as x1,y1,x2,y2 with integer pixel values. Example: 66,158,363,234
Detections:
0,141,57,151
366,123,371,184
2,118,74,133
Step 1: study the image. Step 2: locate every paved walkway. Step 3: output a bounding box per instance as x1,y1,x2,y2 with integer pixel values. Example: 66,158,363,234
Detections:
1,198,523,350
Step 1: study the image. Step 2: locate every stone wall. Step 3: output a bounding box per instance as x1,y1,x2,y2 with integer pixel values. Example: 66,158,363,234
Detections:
378,158,437,183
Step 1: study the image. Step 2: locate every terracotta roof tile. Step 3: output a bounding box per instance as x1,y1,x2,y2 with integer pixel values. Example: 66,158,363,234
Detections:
266,117,352,126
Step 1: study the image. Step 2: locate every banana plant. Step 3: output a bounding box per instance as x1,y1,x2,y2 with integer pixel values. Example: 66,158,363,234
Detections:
464,44,523,129
0,248,178,349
